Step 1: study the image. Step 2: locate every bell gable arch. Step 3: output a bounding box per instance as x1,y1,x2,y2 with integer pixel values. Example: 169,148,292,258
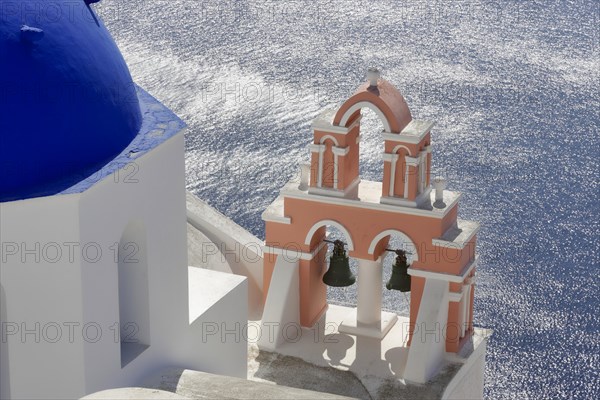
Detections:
304,219,355,251
368,229,419,261
333,79,412,133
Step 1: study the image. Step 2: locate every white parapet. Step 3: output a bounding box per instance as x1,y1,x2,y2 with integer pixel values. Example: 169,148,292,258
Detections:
404,278,450,384
258,256,300,351
186,192,264,320
185,267,248,379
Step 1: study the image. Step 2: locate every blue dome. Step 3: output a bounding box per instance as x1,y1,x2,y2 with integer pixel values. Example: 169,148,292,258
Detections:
0,0,142,202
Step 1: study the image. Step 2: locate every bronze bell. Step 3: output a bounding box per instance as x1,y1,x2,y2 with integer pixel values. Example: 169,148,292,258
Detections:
322,240,356,287
386,249,411,292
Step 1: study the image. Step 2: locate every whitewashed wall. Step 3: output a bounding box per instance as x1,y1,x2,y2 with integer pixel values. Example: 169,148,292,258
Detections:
0,131,248,399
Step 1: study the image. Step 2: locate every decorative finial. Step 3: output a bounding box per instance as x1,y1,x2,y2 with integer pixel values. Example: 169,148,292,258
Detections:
298,163,310,191
367,67,380,87
433,176,447,208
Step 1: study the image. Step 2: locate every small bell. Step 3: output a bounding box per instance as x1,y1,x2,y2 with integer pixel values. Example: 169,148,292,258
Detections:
322,240,356,287
386,249,411,292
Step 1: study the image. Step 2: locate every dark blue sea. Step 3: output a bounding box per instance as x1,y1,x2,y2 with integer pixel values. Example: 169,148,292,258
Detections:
100,1,599,397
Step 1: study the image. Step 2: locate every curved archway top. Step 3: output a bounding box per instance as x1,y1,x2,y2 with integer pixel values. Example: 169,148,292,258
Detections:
305,219,355,251
368,229,419,262
333,79,413,134
320,134,339,146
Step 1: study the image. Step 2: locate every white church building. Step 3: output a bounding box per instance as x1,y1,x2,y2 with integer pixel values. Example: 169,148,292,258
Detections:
0,2,247,398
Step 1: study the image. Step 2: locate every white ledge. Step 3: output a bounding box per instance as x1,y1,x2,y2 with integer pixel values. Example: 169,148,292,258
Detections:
432,220,480,249
382,153,400,162
380,188,432,208
307,177,361,198
408,256,478,283
332,146,350,156
383,120,435,144
448,291,463,302
262,196,291,224
312,109,362,134
405,156,420,166
278,179,460,219
309,144,325,152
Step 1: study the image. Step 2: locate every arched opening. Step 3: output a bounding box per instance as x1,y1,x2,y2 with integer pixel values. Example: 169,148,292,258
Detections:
338,101,392,132
304,219,355,251
332,98,399,191
304,220,357,309
392,145,412,198
117,220,150,368
357,107,387,184
321,138,336,188
333,78,413,135
368,230,418,316
324,226,360,311
325,78,414,201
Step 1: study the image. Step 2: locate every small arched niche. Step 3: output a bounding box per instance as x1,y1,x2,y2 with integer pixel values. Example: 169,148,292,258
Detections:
117,220,150,368
368,230,419,315
1,284,10,398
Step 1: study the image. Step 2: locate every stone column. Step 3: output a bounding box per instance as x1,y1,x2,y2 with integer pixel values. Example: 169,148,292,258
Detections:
356,258,383,326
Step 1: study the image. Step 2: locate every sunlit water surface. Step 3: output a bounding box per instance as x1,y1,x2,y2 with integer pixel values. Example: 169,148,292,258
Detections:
99,1,599,398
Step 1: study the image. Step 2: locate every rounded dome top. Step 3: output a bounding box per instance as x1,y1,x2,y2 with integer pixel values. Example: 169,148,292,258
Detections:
334,78,412,133
0,0,142,202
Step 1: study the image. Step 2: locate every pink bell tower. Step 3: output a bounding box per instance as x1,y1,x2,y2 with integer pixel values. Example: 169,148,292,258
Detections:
261,68,480,384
